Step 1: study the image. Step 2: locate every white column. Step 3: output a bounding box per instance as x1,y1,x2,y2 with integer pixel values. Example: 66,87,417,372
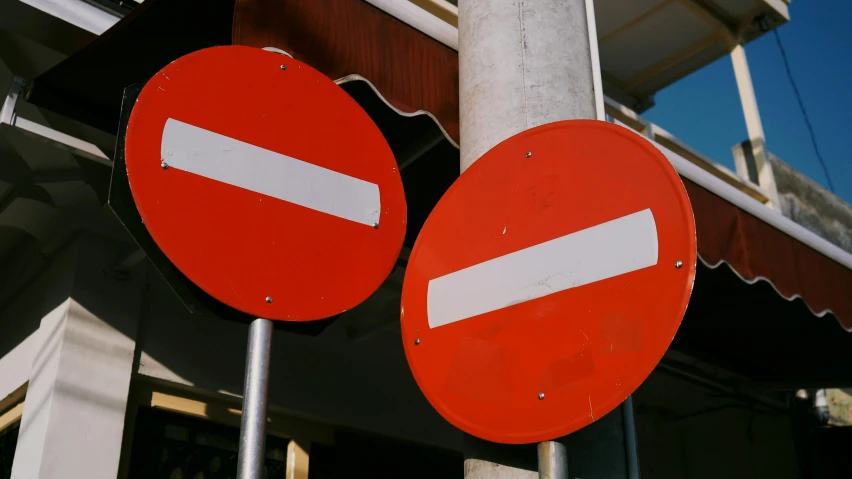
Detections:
458,0,607,477
11,234,146,479
730,44,764,143
730,44,780,208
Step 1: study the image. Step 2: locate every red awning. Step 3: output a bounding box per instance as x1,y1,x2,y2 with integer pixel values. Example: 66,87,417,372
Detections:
686,179,851,327
232,0,852,331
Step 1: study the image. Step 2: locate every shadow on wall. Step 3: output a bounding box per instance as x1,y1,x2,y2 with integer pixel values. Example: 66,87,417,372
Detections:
5,233,144,442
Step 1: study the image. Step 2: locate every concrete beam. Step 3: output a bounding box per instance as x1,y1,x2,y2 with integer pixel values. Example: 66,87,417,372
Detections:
15,0,120,36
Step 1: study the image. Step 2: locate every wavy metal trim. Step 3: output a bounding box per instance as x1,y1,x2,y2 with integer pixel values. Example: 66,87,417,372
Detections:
699,254,851,332
334,71,850,332
335,74,460,150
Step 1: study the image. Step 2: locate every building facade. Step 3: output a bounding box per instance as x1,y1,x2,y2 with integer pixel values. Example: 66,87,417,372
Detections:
1,0,851,477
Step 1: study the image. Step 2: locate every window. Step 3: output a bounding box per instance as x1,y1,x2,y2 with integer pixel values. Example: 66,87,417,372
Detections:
128,407,288,479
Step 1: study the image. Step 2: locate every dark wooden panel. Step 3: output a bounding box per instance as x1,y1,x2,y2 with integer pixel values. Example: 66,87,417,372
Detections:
233,0,460,142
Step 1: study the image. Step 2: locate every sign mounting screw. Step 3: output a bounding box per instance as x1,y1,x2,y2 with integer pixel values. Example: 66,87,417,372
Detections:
675,260,683,269
538,392,545,400
373,222,379,229
265,296,273,303
526,151,532,158
161,161,169,169
414,338,421,345
280,65,287,71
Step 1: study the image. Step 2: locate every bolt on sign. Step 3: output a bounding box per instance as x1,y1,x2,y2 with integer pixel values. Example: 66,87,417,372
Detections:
124,46,407,321
401,120,696,444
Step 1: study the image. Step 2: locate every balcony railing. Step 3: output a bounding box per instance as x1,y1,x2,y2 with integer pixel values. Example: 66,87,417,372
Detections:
603,96,771,205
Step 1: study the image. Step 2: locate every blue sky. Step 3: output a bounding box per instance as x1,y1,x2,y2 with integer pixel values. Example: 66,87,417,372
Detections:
643,0,852,203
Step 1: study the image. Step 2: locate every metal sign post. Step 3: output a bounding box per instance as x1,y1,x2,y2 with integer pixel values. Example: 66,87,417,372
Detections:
236,318,273,479
122,46,406,478
537,441,568,479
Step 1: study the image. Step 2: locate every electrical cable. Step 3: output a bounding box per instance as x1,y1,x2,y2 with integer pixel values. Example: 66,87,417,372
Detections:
772,29,836,193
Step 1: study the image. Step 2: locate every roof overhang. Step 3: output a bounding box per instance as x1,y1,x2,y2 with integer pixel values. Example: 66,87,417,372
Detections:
366,0,791,110
24,0,791,118
595,0,790,108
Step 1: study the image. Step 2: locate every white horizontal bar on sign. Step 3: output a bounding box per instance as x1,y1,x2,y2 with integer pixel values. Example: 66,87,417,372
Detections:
161,119,381,227
426,209,659,328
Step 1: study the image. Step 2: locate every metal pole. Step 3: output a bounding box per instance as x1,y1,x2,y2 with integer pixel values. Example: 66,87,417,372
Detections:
537,440,568,479
237,317,273,479
622,396,641,479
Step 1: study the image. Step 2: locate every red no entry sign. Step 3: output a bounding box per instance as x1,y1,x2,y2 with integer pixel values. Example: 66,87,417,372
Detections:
401,120,696,444
125,46,406,321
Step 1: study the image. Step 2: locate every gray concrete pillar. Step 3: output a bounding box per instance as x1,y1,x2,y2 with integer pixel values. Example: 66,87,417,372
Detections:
458,0,603,172
458,1,638,477
11,234,146,479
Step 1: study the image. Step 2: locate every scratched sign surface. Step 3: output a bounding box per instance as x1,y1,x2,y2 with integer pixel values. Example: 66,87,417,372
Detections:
400,120,696,444
124,46,406,321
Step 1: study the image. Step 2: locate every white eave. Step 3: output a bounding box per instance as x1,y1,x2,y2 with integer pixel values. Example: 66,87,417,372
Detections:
15,0,122,35
368,0,791,107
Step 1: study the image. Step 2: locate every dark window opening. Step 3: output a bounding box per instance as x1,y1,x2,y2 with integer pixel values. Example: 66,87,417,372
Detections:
128,406,288,479
0,421,19,479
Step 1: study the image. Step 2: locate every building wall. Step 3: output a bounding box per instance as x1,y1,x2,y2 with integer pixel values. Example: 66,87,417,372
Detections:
771,154,852,254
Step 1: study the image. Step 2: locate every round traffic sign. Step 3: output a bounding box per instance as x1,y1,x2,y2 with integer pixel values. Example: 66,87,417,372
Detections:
125,46,406,321
401,120,696,444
